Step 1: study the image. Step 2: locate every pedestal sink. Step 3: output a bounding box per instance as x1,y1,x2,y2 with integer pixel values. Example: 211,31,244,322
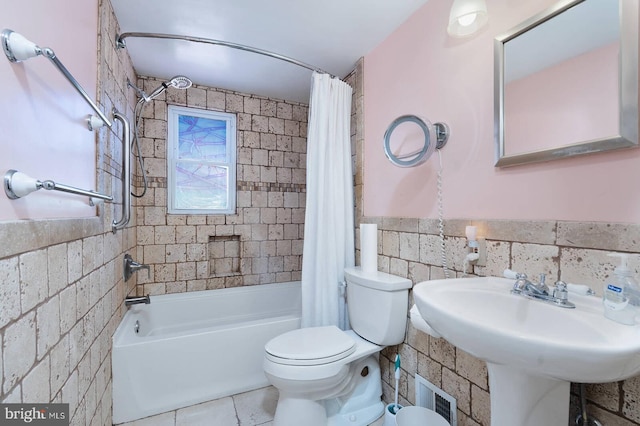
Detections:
412,277,640,426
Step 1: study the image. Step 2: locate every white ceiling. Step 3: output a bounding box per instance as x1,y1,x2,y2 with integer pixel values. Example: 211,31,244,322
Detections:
111,0,429,104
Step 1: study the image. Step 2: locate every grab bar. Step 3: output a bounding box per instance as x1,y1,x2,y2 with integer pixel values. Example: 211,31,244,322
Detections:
2,29,112,129
4,169,112,203
4,108,131,229
112,110,131,232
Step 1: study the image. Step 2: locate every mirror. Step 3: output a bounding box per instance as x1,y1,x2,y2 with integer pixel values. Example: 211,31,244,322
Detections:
494,0,638,167
383,115,450,167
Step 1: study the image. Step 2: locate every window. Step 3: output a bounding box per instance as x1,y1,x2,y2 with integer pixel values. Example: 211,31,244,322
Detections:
167,105,236,214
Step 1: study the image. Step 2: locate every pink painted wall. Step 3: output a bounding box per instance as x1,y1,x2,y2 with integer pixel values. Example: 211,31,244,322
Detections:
505,43,618,154
1,0,99,220
364,0,640,223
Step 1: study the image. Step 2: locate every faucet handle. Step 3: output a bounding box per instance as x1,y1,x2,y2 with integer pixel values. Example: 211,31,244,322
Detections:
139,263,151,278
512,274,530,293
124,254,151,281
537,273,550,293
553,280,569,301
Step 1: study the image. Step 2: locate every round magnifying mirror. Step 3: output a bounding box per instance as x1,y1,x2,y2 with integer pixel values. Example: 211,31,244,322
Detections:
383,115,437,167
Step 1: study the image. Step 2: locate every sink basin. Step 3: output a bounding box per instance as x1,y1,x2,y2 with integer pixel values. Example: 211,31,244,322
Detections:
413,277,640,426
413,276,640,382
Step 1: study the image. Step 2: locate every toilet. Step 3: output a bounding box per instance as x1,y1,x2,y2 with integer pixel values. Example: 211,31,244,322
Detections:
263,266,412,426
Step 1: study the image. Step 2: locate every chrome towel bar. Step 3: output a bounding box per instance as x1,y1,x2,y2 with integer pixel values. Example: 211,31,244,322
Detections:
2,29,112,129
4,169,112,203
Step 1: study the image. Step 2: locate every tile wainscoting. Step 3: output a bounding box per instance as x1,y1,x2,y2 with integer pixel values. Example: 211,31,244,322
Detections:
362,218,640,425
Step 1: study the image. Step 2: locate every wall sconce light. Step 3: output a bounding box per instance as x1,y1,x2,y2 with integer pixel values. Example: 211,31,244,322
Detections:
465,225,478,250
447,0,489,38
463,225,486,273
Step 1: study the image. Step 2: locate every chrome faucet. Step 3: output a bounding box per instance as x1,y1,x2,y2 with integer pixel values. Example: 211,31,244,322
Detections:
125,294,150,307
510,272,575,309
123,254,150,282
513,273,549,296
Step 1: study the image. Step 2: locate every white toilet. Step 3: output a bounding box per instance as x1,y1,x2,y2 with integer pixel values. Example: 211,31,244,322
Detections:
263,266,412,426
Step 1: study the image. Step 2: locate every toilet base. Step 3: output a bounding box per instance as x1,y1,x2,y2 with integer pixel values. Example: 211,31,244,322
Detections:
273,398,384,426
327,400,384,426
272,355,384,426
273,397,329,426
326,356,384,425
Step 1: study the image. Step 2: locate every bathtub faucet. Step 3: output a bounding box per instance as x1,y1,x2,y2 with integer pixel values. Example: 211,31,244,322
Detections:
125,295,150,307
123,253,150,282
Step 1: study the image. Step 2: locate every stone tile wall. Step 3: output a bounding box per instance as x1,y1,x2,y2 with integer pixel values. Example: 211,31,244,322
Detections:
1,5,308,425
348,59,640,425
366,218,640,425
3,6,635,426
131,77,308,294
0,1,138,425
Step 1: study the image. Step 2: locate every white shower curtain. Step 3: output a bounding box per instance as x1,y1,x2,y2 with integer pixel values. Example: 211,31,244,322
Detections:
301,72,355,328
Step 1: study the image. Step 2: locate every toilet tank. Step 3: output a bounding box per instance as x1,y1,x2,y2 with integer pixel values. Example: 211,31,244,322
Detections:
345,267,412,345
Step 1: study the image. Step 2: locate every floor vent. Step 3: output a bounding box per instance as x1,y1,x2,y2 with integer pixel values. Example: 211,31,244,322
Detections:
415,374,457,426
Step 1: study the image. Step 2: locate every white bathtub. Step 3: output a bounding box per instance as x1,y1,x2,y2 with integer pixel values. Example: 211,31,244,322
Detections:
112,282,301,424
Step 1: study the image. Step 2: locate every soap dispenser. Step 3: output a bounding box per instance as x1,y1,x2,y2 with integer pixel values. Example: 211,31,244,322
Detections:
603,253,640,325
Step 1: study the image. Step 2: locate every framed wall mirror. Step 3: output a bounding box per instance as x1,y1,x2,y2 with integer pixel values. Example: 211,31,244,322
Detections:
494,0,639,167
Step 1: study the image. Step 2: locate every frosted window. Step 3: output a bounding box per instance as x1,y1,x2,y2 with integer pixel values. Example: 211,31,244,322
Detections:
168,106,236,214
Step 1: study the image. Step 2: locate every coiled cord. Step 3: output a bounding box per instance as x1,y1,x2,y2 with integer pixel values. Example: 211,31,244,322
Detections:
436,149,450,279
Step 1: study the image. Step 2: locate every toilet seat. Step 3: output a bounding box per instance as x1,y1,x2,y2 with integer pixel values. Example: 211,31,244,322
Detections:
265,326,356,366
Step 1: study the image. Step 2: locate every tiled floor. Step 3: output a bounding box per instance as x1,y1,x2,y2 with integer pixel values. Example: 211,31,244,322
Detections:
118,386,277,426
118,386,385,426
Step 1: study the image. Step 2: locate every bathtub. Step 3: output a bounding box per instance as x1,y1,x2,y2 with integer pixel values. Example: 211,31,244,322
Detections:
112,281,301,424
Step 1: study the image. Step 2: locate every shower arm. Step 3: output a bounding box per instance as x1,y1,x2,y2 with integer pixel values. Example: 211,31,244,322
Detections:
115,32,332,76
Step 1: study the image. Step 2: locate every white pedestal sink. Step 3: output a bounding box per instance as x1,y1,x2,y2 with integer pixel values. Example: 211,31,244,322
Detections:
413,277,640,426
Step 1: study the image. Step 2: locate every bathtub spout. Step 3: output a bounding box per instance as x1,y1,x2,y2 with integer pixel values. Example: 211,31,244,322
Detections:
125,295,150,307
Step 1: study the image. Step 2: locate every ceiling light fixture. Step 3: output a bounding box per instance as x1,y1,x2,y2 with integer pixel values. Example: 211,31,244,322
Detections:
447,0,489,38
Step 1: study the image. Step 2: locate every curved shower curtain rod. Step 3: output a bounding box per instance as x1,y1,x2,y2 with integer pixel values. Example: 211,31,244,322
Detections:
116,32,332,76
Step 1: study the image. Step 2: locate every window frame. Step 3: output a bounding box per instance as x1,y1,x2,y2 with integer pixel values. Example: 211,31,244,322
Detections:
167,105,237,215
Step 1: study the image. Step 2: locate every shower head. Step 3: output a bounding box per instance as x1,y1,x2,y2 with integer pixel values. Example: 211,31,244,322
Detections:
146,75,193,102
168,75,192,90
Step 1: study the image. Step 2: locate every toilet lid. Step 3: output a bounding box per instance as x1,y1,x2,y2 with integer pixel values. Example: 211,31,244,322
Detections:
265,326,356,366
